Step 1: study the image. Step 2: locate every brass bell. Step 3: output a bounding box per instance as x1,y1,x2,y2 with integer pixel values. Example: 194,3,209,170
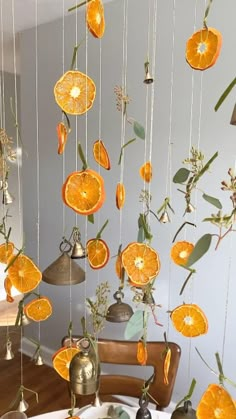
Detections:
159,210,170,223
106,290,133,323
171,400,196,419
4,339,14,360
34,351,44,366
42,240,85,285
185,203,195,213
143,61,154,85
17,393,29,413
230,103,236,125
136,393,151,419
69,338,100,395
71,229,87,259
20,313,31,327
2,182,14,205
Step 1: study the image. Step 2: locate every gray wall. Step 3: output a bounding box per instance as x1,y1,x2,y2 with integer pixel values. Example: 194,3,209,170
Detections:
20,0,236,407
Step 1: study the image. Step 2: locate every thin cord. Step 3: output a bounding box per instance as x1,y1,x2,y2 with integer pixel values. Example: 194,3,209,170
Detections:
84,1,89,323
221,235,232,365
62,0,66,233
0,0,5,128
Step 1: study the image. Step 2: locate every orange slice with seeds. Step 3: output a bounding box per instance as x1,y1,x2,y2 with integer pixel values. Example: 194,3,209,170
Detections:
57,122,68,155
122,242,160,286
62,169,106,216
93,140,111,170
0,242,14,264
24,296,53,322
86,238,110,269
171,241,194,266
116,183,125,209
7,254,42,293
54,70,96,115
139,161,152,183
170,303,208,337
186,27,222,71
86,0,105,39
196,384,236,419
52,346,80,381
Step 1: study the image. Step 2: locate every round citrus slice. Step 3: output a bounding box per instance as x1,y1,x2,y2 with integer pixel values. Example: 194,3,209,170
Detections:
62,169,106,215
139,161,152,183
52,346,80,381
57,122,68,155
116,183,125,209
121,242,160,286
86,238,110,269
170,303,208,337
196,384,236,419
0,242,14,264
24,296,53,322
4,276,14,303
171,241,194,266
93,140,111,170
7,254,42,293
186,27,222,71
54,70,96,115
86,0,105,39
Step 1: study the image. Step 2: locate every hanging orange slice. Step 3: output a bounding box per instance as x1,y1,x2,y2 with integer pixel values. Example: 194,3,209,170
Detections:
137,340,147,366
0,242,14,264
170,303,208,337
24,296,53,322
115,252,123,280
52,346,80,381
170,241,194,266
93,140,111,170
139,161,152,183
62,169,106,215
196,384,236,419
116,183,125,209
7,254,42,293
86,0,105,39
86,238,110,269
121,242,160,286
54,70,96,115
57,122,68,155
186,27,222,71
4,276,14,303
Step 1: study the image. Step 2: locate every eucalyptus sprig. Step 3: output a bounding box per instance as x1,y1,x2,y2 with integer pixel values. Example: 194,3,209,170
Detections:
137,189,159,242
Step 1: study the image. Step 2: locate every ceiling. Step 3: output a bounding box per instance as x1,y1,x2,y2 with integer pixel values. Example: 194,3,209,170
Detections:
1,0,111,73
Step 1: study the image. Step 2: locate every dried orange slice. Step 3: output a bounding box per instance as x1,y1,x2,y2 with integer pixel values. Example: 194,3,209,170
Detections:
170,303,208,337
139,161,152,183
86,0,105,39
196,384,236,419
116,183,125,209
121,242,160,286
57,122,68,155
0,242,14,264
4,276,14,303
93,140,111,170
186,27,222,71
52,346,80,381
171,241,194,266
137,340,147,366
7,254,42,293
54,70,96,115
24,296,53,322
62,169,106,215
86,238,110,269
115,252,123,280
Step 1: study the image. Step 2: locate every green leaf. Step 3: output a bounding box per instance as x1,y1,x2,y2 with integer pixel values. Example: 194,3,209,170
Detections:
215,77,236,111
202,193,222,209
96,219,109,239
138,213,153,241
195,151,218,182
124,310,144,340
78,142,88,170
137,226,145,243
88,214,94,224
186,234,212,267
118,138,136,165
133,121,145,140
173,168,190,184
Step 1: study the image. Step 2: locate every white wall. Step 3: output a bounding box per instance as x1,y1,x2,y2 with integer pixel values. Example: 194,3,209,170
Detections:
19,0,236,408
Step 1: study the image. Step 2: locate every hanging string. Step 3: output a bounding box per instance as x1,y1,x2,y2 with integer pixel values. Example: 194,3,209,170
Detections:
118,0,128,248
62,0,66,233
0,0,5,128
221,234,233,365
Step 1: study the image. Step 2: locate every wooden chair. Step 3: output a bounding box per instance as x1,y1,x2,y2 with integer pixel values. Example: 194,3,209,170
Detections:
62,336,181,411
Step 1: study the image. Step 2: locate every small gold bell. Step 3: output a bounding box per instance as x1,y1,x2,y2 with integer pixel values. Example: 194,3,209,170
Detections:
2,182,14,205
159,210,170,223
34,351,44,366
4,339,14,360
185,203,195,213
17,393,29,413
230,103,236,125
20,313,31,327
143,61,154,84
171,400,196,419
106,290,134,323
69,338,100,396
71,241,87,259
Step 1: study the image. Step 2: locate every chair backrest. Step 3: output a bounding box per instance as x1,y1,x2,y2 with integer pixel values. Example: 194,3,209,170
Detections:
62,336,181,410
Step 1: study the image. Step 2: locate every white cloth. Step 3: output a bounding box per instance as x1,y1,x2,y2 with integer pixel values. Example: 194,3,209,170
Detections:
30,404,171,419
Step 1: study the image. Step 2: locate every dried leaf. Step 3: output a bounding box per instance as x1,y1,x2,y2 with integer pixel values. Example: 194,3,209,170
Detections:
202,193,222,209
133,121,145,140
186,234,212,267
173,168,190,184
